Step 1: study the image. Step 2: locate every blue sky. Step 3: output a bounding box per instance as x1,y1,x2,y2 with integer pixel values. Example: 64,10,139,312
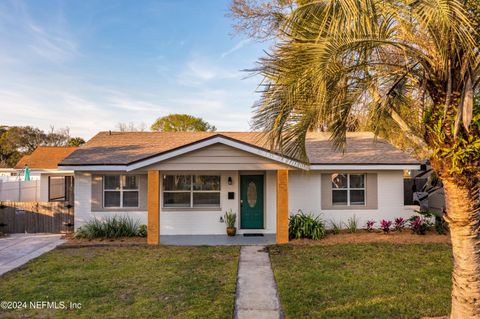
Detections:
0,0,270,139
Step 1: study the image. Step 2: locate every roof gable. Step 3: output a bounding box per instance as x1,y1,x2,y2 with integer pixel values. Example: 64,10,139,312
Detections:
60,132,270,166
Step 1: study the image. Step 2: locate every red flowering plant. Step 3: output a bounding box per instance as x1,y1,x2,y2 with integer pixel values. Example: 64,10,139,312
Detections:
409,216,431,235
365,220,376,232
394,217,406,232
379,219,392,233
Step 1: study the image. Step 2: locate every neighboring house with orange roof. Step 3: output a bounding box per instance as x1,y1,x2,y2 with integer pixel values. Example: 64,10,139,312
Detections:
59,131,420,244
13,146,77,202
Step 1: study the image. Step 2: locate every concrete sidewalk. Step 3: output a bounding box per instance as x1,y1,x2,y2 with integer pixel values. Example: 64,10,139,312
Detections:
0,234,65,276
235,245,283,319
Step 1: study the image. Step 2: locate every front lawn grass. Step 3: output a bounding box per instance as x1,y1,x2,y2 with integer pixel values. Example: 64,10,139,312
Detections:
270,243,452,319
0,245,239,319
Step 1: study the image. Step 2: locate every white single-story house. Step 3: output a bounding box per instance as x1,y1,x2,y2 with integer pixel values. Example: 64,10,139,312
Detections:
59,131,420,244
8,147,77,202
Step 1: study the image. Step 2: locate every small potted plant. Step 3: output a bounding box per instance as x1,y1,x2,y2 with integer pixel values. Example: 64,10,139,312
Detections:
224,209,237,236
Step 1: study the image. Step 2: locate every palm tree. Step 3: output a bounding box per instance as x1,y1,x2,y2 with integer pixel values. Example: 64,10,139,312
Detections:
251,0,480,317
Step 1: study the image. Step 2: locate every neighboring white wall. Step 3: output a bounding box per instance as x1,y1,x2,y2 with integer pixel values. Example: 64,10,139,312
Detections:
74,172,148,230
39,174,49,202
0,180,39,201
289,170,416,228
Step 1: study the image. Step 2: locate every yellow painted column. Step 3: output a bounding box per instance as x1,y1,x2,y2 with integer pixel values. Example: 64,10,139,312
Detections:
147,170,160,245
276,170,289,244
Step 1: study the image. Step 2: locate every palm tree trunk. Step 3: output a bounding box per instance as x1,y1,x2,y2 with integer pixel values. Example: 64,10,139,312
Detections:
442,178,480,319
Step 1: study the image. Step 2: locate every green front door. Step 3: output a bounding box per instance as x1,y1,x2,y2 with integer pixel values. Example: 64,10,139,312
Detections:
240,175,264,229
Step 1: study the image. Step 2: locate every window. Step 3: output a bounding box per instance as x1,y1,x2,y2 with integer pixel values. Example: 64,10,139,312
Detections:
332,174,365,206
48,176,74,202
163,174,220,208
103,175,139,208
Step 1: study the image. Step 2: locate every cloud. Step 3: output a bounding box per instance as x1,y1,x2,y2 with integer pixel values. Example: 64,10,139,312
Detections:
220,39,251,59
27,23,79,62
176,59,243,87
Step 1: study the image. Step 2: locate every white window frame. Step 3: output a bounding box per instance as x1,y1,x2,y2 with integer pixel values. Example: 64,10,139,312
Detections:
162,174,221,208
332,173,366,206
103,175,139,208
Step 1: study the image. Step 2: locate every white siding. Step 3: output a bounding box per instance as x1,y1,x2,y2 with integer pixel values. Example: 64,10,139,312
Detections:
73,170,277,235
288,171,321,214
74,172,147,230
73,168,411,235
160,171,236,235
289,170,415,228
265,171,277,233
160,171,276,235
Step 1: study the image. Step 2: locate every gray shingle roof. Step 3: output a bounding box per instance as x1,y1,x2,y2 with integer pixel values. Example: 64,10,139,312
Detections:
59,131,419,166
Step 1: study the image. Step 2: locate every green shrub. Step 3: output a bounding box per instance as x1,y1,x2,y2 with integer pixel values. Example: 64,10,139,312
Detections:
75,216,142,239
346,215,359,233
138,224,147,237
289,211,326,240
329,220,342,235
417,210,448,235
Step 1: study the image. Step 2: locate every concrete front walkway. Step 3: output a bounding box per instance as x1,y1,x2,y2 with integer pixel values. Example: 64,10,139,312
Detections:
160,234,276,246
235,246,283,319
0,234,65,276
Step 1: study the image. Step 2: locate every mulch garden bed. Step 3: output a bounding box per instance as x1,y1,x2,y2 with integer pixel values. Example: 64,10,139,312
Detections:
60,235,147,249
290,230,451,245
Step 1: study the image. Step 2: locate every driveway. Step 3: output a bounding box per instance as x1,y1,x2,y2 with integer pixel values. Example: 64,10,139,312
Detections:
0,234,65,276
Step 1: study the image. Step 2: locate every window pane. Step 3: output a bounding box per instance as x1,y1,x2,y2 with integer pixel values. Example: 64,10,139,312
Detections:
123,191,139,207
193,175,220,191
163,175,191,191
49,176,65,201
163,192,190,207
332,174,348,189
105,176,120,190
350,174,365,188
104,191,121,207
123,176,138,190
332,190,348,205
193,192,220,207
350,190,365,205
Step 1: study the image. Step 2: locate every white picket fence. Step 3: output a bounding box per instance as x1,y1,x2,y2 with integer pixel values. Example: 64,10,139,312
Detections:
0,180,40,201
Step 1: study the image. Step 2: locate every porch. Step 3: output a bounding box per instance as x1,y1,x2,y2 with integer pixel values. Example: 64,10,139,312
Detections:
159,234,276,246
146,170,290,245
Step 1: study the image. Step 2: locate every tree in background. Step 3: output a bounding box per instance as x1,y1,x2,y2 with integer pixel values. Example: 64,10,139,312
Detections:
232,0,480,317
229,0,295,40
151,114,216,132
0,126,84,167
68,137,85,147
116,122,147,132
